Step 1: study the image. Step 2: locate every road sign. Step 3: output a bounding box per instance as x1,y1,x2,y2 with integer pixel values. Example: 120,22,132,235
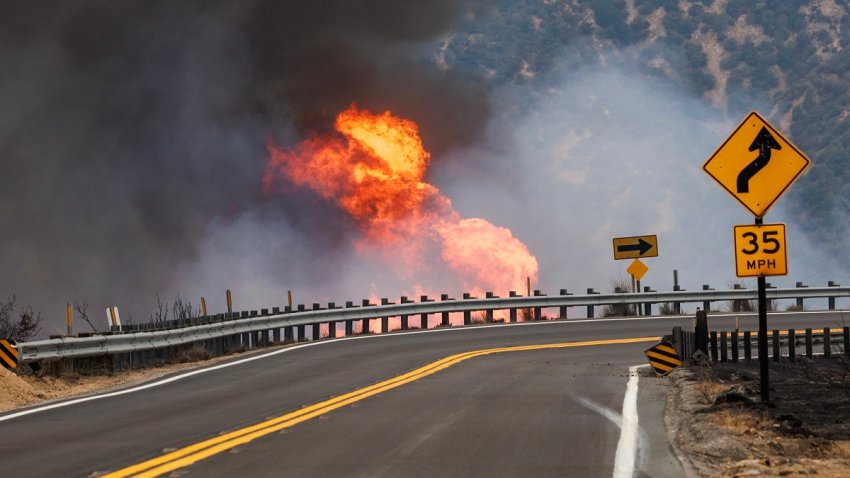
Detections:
0,339,19,369
703,111,810,218
626,258,648,280
733,223,787,277
644,336,682,377
612,235,658,260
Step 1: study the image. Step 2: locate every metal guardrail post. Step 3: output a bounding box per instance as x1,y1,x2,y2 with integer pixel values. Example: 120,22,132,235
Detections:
720,331,727,362
284,306,294,343
345,302,355,336
744,331,752,361
533,290,543,320
361,300,372,334
400,297,411,330
271,307,282,343
380,298,392,334
643,286,654,315
485,292,495,323
327,302,337,338
586,288,597,318
420,296,431,329
462,293,473,325
297,305,307,341
702,284,713,313
509,291,518,322
828,281,839,309
796,282,806,309
440,295,451,327
559,289,570,319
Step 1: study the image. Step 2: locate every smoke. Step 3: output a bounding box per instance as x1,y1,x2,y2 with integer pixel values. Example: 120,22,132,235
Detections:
432,55,847,305
5,2,845,335
0,1,492,333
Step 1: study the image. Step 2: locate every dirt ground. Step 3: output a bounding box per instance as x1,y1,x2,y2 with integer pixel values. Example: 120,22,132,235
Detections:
0,346,271,413
666,358,850,477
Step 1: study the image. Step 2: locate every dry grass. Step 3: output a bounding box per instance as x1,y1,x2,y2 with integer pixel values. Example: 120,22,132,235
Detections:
709,407,767,433
602,276,638,317
669,360,850,477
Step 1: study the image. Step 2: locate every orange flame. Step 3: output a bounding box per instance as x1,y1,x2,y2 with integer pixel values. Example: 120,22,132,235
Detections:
264,105,538,296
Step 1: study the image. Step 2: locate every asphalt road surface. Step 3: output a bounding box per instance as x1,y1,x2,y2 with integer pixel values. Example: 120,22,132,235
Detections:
1,310,846,477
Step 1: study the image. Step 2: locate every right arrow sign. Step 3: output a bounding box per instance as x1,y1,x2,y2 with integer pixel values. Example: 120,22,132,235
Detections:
613,235,658,260
703,111,811,218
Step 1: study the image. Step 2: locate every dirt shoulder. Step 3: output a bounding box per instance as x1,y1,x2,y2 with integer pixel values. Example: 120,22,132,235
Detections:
0,346,281,413
666,358,850,477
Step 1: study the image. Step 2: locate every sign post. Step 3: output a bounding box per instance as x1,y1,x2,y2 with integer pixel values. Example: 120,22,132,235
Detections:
614,237,656,317
703,111,810,403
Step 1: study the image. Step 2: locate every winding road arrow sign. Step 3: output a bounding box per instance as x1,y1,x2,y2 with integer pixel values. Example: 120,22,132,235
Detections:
613,235,658,260
703,111,810,218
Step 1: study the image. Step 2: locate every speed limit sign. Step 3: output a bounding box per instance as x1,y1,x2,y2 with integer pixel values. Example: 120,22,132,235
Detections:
733,223,788,277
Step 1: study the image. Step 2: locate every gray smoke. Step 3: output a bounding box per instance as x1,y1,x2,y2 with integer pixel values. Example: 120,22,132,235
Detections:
0,1,492,334
5,3,844,335
433,55,847,310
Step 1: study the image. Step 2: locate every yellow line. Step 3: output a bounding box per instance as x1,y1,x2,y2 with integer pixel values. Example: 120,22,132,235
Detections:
103,336,659,478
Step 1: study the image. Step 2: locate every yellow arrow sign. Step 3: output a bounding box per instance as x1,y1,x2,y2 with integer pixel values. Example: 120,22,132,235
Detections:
733,223,788,277
612,235,658,260
703,111,810,218
626,258,648,281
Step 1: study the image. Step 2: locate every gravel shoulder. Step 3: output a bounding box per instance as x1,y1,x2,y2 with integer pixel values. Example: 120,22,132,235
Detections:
0,346,278,413
666,358,850,477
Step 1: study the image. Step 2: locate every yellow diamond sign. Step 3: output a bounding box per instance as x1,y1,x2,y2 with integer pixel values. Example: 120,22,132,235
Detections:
703,111,810,218
626,258,649,281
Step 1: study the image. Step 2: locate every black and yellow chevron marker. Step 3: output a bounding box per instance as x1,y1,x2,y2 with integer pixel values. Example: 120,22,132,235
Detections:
644,337,682,377
0,339,19,369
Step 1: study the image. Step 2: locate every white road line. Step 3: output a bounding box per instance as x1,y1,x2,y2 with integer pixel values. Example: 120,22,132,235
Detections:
613,364,647,478
570,364,648,478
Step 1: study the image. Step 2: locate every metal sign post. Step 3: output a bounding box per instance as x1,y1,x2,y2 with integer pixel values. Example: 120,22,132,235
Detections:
755,218,769,402
703,111,811,403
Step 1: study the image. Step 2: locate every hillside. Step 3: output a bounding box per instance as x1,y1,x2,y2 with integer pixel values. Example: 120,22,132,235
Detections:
443,0,850,265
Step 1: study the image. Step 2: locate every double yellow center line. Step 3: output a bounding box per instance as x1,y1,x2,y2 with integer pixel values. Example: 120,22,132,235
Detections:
103,336,659,477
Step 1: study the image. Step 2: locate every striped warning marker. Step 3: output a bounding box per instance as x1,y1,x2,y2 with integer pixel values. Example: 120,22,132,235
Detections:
0,339,19,370
644,336,682,377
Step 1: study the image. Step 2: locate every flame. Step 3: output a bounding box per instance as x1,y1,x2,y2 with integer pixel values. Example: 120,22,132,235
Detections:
265,105,538,297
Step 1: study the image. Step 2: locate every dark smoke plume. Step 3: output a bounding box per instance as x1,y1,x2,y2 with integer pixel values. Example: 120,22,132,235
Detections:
0,1,491,334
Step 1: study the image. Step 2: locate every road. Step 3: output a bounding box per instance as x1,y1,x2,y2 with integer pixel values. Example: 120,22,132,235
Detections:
0,310,845,477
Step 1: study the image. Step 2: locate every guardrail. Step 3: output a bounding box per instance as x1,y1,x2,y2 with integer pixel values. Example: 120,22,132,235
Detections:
17,284,850,366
